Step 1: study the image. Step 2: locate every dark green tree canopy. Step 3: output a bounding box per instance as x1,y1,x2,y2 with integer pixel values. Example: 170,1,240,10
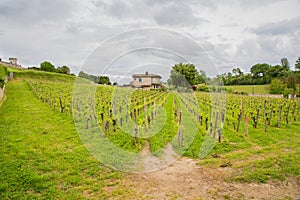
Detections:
168,63,203,87
78,71,110,85
40,61,56,72
57,66,70,74
270,79,286,94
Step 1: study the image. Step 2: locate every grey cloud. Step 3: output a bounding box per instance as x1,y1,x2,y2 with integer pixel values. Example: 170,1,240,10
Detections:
251,17,300,35
95,0,208,27
0,0,73,24
153,3,208,26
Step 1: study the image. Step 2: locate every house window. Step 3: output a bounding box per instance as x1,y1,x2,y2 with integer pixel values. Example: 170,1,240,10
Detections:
138,78,142,82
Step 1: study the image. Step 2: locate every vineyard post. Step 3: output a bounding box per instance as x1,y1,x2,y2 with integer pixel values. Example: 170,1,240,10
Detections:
236,101,244,132
264,114,268,132
264,100,267,120
254,109,260,128
178,111,183,146
134,125,138,145
278,106,282,128
144,97,147,125
292,101,296,121
268,106,273,126
213,112,219,138
113,119,116,132
286,103,290,125
245,115,249,136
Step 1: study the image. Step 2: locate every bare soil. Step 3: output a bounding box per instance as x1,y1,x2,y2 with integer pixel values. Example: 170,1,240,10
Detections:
126,157,300,200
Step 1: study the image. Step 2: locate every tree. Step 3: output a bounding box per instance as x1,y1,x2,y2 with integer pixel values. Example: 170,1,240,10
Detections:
199,70,210,84
40,61,56,72
285,73,299,94
113,82,118,86
250,63,271,84
281,58,290,70
270,79,286,94
295,57,300,71
168,63,202,87
266,64,289,80
57,66,70,74
98,76,110,84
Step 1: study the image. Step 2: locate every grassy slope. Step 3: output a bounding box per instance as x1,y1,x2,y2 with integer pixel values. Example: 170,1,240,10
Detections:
225,85,270,94
0,80,136,199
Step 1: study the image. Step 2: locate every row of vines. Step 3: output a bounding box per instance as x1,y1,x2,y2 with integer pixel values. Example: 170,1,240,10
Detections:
26,80,300,157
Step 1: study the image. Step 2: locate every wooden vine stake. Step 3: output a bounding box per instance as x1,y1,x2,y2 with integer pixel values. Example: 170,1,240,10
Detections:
178,111,183,147
134,125,138,145
245,115,249,137
236,100,244,132
278,106,282,128
213,112,219,139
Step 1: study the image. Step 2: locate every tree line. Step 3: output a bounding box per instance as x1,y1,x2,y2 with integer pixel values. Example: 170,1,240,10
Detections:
168,57,300,95
78,71,113,85
27,61,115,85
28,61,71,75
218,57,299,86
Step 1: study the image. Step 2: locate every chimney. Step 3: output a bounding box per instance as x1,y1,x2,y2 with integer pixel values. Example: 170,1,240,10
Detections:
145,72,148,75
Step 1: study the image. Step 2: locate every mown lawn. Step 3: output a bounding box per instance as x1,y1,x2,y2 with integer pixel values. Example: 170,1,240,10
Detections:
0,80,136,199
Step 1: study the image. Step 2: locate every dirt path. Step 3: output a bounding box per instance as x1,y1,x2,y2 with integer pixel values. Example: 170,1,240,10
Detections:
125,157,300,200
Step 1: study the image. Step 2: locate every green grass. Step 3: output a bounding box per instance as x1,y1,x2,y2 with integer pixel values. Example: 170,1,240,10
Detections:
5,66,80,83
0,65,8,88
1,71,300,198
198,121,300,183
0,80,136,199
225,85,270,94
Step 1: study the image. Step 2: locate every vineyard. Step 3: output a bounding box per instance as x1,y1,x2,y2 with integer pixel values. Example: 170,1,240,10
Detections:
26,80,300,167
1,78,299,199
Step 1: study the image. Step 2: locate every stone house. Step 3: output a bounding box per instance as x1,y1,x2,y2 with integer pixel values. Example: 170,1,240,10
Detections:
131,72,162,90
0,57,23,69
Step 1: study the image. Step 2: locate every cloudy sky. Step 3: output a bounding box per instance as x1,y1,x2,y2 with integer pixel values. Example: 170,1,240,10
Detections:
0,0,300,83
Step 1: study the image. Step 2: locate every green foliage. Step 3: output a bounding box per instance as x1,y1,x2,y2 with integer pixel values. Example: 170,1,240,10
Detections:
98,76,110,84
285,73,299,94
2,70,300,198
295,57,300,71
267,64,289,79
0,64,8,88
270,79,285,94
220,59,293,86
196,84,209,92
57,65,70,74
168,63,203,87
40,61,56,72
0,81,134,199
280,57,290,70
78,71,110,84
250,63,271,84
